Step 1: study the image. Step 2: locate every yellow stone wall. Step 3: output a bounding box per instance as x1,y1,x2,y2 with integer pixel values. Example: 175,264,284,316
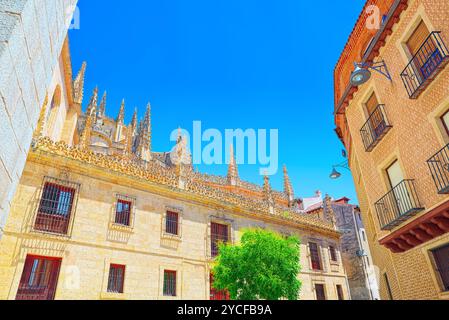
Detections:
0,157,349,300
343,0,449,300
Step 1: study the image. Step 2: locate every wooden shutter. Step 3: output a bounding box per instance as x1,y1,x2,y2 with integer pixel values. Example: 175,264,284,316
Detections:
365,92,379,116
407,21,430,56
433,245,449,291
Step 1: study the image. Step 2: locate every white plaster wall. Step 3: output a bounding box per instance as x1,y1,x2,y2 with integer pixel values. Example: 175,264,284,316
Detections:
0,0,78,237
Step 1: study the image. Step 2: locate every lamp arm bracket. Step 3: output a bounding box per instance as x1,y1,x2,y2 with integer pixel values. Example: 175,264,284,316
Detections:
357,60,392,81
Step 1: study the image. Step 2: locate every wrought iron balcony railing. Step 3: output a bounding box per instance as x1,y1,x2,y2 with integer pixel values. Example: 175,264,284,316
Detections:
360,104,392,152
401,32,449,99
427,143,449,194
375,180,424,231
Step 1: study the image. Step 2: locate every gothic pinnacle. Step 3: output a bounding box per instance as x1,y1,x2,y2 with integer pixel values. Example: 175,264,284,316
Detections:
117,99,125,123
227,144,239,185
73,61,87,105
98,91,107,118
87,86,98,116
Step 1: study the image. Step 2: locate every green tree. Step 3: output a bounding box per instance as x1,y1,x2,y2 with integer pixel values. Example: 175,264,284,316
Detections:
211,229,302,300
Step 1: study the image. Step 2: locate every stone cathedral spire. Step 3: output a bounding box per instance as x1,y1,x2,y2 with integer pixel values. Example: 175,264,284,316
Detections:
80,87,98,149
227,144,239,186
283,165,295,206
73,62,87,105
117,99,125,124
136,103,152,161
98,91,107,118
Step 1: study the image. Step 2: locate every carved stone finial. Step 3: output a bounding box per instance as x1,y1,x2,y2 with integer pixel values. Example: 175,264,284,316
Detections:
117,99,125,124
283,165,295,206
73,62,87,105
227,144,239,186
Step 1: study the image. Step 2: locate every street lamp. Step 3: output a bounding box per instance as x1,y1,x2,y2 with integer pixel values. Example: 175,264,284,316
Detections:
330,161,350,180
350,60,392,86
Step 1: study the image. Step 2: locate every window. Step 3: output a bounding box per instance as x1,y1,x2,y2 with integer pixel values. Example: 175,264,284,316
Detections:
309,242,322,271
361,230,366,242
432,244,449,292
211,223,229,258
163,270,177,297
441,109,449,137
365,92,379,116
16,255,62,300
315,284,326,300
115,199,132,226
107,264,125,294
165,211,179,236
210,274,230,300
336,285,344,300
35,181,76,235
329,246,338,263
406,21,431,57
384,273,394,300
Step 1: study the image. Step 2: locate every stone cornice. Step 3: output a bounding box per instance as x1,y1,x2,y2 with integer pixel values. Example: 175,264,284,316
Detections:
30,138,340,239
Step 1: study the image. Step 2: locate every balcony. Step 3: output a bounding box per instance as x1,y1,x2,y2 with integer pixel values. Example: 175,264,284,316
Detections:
360,104,392,152
375,180,424,231
427,143,449,194
401,32,449,99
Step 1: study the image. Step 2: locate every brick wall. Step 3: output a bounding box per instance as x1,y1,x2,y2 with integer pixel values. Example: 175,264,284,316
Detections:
339,0,449,300
0,0,77,237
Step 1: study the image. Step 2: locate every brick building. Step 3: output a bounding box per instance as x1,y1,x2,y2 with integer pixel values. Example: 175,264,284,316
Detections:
333,0,449,299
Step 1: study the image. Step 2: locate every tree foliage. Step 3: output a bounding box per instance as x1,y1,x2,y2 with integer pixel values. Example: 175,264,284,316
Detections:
211,229,302,300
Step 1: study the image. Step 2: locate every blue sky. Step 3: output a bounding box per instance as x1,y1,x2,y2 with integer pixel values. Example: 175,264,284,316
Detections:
69,0,365,202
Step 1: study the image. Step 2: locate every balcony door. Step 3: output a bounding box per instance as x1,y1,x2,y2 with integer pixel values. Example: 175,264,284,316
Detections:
365,92,385,139
406,21,432,83
387,161,410,216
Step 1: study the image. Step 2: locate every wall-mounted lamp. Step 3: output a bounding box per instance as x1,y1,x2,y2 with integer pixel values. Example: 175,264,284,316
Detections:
350,60,392,86
329,161,350,180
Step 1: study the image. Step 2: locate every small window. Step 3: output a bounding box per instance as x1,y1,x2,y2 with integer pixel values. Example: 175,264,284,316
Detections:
361,230,366,242
336,285,344,300
115,199,132,226
315,284,326,300
165,211,179,236
163,270,177,297
329,246,338,262
107,264,125,294
432,244,449,292
309,242,323,271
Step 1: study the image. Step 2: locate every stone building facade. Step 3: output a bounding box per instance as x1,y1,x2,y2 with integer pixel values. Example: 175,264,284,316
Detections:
334,0,449,300
305,196,380,300
0,0,77,239
0,31,351,299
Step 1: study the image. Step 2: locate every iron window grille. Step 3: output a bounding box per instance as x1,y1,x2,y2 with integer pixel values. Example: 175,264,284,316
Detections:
113,194,136,228
360,104,392,152
375,180,424,231
16,255,62,300
211,222,230,258
427,143,449,194
107,264,125,294
163,270,177,297
165,211,179,236
309,242,323,271
401,32,449,99
34,177,80,236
